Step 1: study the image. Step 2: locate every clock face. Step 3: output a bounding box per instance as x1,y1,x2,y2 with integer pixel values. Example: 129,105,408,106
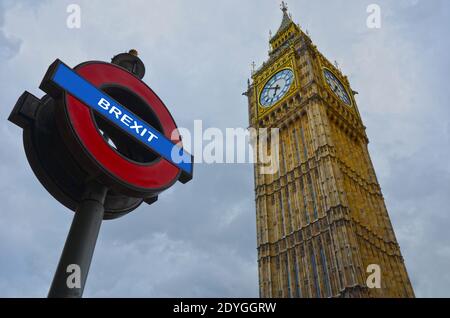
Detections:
259,69,295,108
323,69,352,106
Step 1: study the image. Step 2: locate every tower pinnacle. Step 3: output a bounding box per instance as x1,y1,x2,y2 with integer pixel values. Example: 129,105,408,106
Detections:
269,1,298,53
273,2,293,38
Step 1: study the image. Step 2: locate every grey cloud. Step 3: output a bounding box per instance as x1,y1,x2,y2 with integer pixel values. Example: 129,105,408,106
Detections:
0,0,449,297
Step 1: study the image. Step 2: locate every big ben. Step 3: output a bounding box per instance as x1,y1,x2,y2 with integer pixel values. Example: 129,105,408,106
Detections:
245,3,415,298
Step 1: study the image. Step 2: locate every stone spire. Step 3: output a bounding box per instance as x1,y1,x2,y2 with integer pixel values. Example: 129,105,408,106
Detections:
269,2,300,53
274,1,292,37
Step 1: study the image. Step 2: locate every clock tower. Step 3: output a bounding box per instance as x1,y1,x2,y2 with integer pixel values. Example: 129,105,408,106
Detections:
245,3,414,298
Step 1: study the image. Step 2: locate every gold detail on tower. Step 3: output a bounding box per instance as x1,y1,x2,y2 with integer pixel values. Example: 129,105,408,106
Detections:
245,3,415,298
255,58,298,118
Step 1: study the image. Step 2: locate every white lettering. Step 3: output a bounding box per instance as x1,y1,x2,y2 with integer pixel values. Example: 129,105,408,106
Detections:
66,4,81,29
171,128,191,164
367,4,382,29
98,98,110,110
366,264,382,288
203,128,224,164
66,264,81,289
109,106,122,120
130,121,143,134
120,114,132,127
147,131,158,142
173,302,207,316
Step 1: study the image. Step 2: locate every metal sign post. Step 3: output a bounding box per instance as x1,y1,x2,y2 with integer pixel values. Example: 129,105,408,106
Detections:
48,181,107,297
8,50,193,297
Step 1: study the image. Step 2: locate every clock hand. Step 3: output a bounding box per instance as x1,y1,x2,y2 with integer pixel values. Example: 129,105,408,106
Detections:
272,84,280,97
267,84,280,90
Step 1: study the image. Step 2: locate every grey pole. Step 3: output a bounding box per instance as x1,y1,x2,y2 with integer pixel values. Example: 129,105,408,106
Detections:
48,181,108,298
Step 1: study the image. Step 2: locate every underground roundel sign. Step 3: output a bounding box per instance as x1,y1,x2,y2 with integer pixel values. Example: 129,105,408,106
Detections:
40,59,193,197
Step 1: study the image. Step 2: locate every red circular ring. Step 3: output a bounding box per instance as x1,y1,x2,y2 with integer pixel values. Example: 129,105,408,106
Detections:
64,61,180,191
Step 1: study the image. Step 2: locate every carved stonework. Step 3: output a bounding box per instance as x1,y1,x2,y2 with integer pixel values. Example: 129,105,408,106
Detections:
247,6,414,298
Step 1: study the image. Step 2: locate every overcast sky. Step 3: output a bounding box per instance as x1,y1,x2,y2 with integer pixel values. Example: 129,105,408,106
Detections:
0,0,449,297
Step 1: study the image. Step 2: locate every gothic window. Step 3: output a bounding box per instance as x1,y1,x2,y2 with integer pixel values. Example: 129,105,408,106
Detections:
319,242,332,297
293,248,302,297
278,191,286,237
292,181,302,228
292,127,301,164
281,141,287,175
300,245,311,298
299,177,310,224
271,194,278,239
307,173,319,220
299,126,308,160
284,253,292,298
276,256,282,297
310,244,321,298
286,185,293,233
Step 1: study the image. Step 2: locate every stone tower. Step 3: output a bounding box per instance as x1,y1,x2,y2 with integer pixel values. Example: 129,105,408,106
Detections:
245,3,414,298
